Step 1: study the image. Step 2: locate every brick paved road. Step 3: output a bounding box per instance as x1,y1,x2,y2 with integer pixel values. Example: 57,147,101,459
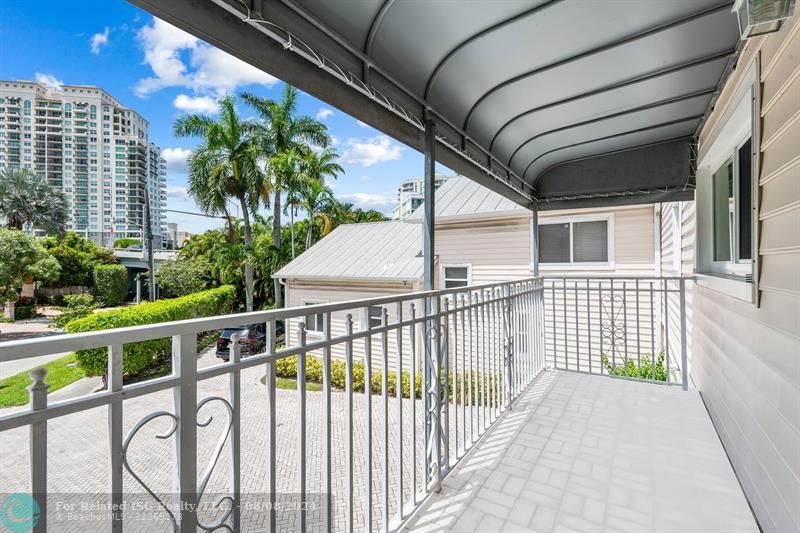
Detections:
0,362,489,532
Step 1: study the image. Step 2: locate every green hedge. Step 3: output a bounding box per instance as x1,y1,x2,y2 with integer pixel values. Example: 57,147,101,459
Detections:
113,238,141,249
94,264,128,306
14,304,36,320
66,286,236,377
274,353,500,404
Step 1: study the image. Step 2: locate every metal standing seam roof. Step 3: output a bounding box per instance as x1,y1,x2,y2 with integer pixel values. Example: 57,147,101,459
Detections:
135,0,741,209
406,176,527,222
272,221,423,281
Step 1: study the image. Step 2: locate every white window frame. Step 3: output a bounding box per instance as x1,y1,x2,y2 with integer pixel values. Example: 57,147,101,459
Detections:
535,213,615,270
695,61,757,303
441,264,472,289
302,299,327,336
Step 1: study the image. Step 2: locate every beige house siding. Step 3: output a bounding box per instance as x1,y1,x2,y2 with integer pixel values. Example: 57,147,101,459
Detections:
659,201,696,384
284,281,420,370
435,205,657,288
693,13,800,533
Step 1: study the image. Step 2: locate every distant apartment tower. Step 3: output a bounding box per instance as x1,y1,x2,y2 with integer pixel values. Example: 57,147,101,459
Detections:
0,80,167,247
392,174,450,219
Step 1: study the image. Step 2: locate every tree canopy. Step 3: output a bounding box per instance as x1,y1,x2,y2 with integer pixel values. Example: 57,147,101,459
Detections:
0,168,67,235
0,229,61,302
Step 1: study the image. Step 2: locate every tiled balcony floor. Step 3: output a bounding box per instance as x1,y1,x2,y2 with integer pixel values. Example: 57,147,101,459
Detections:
405,370,758,533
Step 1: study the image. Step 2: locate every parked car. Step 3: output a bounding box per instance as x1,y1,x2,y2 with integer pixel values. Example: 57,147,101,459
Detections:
215,321,285,361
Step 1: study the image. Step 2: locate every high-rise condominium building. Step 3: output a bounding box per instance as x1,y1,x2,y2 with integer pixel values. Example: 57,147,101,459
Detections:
0,80,167,247
392,174,451,220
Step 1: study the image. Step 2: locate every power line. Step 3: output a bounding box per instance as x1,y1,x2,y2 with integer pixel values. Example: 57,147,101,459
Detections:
162,208,231,220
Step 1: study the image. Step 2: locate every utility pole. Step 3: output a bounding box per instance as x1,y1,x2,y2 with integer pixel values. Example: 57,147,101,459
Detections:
143,192,156,302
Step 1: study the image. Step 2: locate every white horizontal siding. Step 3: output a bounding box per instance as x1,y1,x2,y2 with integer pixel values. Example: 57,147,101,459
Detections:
694,14,800,533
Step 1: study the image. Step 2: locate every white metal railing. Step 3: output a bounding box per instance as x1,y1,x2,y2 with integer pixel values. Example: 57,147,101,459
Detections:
542,276,690,389
0,278,545,532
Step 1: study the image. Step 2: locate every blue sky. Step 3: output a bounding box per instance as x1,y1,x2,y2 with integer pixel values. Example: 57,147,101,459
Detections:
0,0,454,233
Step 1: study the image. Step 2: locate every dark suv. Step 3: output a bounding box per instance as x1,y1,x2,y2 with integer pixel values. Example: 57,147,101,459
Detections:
215,322,285,361
216,324,266,360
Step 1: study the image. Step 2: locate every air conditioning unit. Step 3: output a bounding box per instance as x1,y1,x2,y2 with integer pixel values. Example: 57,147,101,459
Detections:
733,0,797,39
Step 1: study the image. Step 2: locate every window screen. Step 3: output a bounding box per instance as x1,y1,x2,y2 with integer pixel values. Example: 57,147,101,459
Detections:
573,221,608,262
368,306,384,328
712,161,734,262
443,267,469,288
738,138,752,260
539,223,570,263
304,303,325,332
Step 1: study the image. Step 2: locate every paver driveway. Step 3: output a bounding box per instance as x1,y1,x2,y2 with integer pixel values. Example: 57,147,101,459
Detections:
1,362,438,532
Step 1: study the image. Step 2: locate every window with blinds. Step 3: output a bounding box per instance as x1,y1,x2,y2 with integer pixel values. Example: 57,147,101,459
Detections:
539,218,609,264
443,266,470,288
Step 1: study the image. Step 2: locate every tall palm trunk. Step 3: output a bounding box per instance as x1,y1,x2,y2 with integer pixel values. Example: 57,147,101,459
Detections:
239,195,254,312
305,209,314,250
222,204,235,243
289,206,296,259
272,190,283,308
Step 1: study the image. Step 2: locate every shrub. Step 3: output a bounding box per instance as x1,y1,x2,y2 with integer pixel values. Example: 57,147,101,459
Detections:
155,259,211,297
40,232,117,288
273,353,496,404
49,294,97,330
603,351,667,381
113,238,141,249
66,286,236,378
14,297,37,320
94,264,128,306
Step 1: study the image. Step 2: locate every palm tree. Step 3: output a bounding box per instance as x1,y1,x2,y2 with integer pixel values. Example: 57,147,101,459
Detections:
273,149,303,259
297,179,336,249
298,149,342,248
173,96,264,312
0,168,67,235
240,85,330,307
332,201,388,225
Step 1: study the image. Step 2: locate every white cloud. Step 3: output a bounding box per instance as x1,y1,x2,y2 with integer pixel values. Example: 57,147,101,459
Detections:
35,72,63,89
338,192,394,212
134,18,278,101
162,147,192,174
316,107,333,120
340,135,403,167
90,27,110,55
173,94,219,114
356,120,369,128
166,186,189,199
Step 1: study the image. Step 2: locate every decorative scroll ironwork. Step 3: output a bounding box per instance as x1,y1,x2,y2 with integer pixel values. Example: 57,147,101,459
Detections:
600,294,626,359
122,397,234,532
503,294,514,409
424,310,442,489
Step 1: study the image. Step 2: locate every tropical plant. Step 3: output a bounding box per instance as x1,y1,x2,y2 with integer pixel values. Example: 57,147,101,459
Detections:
0,229,61,302
274,148,304,259
0,167,67,235
155,258,211,297
41,232,117,287
49,294,97,329
113,238,142,249
174,95,264,311
298,148,342,248
93,264,128,306
240,85,330,307
297,179,336,249
332,202,387,225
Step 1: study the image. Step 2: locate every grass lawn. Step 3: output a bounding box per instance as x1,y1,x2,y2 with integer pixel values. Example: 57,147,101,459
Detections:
260,375,322,391
0,354,85,408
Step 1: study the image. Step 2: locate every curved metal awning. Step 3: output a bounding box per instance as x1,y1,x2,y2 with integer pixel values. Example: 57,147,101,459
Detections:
131,0,741,209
